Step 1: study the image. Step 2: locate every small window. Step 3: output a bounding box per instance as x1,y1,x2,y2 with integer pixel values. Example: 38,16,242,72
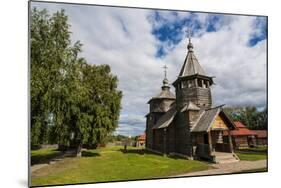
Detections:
182,80,188,88
204,80,209,88
188,80,192,88
189,80,195,88
198,79,203,87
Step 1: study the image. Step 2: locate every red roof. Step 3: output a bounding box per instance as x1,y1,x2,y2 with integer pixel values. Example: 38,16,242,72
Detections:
224,121,257,136
251,130,267,138
229,129,257,136
137,134,146,141
234,121,246,128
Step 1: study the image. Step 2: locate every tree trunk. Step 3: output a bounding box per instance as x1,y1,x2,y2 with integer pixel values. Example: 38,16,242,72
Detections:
76,143,82,157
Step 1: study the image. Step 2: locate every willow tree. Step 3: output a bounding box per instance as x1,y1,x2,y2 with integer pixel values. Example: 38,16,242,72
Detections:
30,8,122,155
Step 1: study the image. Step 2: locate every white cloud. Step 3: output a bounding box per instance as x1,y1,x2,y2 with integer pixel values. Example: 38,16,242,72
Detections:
31,2,267,136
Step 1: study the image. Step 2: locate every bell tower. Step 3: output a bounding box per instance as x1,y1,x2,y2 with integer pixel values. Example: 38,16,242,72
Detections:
173,31,214,110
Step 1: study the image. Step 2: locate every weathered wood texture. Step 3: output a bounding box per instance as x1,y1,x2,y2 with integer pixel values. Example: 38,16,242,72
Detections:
167,124,175,153
232,136,250,148
195,144,211,159
174,112,192,156
150,99,175,113
188,110,201,129
176,87,212,110
210,131,232,152
153,129,164,152
256,138,267,146
211,115,229,130
146,112,164,149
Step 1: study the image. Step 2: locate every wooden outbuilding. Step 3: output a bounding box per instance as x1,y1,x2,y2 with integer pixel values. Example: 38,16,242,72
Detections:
136,134,146,147
223,121,257,149
251,130,267,146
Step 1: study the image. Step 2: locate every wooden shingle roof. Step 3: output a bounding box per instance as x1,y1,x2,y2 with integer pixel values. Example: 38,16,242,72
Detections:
191,107,220,132
181,101,200,112
152,105,177,129
178,40,206,77
191,105,235,133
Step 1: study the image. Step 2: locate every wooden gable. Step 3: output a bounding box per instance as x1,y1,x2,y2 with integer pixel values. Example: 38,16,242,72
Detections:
211,114,229,130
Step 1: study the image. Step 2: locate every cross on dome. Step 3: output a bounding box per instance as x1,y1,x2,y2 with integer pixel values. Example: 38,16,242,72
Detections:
185,28,194,51
163,65,168,79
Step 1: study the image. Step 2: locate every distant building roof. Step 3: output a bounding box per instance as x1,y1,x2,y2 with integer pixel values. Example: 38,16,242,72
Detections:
234,121,247,128
137,134,146,141
251,130,267,138
152,105,177,129
223,121,257,136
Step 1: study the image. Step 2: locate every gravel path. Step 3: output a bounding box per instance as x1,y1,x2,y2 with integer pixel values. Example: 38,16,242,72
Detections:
173,160,267,177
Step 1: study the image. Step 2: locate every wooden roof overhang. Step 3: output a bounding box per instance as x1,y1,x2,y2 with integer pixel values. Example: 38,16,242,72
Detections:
147,96,175,104
191,105,236,133
172,74,214,87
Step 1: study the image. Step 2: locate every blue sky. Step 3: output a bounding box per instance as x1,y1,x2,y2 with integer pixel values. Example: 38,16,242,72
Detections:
31,2,267,136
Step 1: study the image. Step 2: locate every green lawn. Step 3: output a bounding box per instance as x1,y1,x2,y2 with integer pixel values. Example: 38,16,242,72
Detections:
31,148,63,165
31,146,209,186
236,147,267,161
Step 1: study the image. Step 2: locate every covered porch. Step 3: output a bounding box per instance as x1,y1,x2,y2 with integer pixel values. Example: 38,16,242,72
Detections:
191,106,238,163
192,130,234,161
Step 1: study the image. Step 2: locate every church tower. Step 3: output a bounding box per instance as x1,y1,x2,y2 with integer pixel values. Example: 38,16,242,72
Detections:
173,34,214,110
145,66,175,149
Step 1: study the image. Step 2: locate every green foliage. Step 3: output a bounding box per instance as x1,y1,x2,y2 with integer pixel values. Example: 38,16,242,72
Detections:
224,106,267,130
30,8,122,150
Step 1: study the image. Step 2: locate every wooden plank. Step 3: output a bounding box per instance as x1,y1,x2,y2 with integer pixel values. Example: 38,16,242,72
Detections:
208,131,213,155
211,115,228,130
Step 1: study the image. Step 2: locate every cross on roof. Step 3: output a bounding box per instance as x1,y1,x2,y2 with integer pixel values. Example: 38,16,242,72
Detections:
185,28,192,42
163,65,168,78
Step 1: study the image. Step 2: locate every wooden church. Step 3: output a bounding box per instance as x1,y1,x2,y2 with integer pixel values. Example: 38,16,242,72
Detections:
145,35,239,162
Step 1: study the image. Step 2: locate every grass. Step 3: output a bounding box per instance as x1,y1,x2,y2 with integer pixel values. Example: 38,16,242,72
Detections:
236,146,267,161
31,146,209,186
31,148,63,165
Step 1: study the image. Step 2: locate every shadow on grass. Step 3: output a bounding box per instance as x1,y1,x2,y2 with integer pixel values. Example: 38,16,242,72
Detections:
119,148,181,158
31,150,64,165
120,148,146,155
81,151,101,157
120,148,165,156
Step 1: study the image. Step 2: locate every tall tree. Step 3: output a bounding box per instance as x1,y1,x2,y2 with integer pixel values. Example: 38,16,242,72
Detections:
30,8,122,155
30,8,53,147
224,106,267,130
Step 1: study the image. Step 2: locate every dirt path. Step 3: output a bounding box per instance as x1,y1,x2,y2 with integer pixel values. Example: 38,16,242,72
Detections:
173,160,267,177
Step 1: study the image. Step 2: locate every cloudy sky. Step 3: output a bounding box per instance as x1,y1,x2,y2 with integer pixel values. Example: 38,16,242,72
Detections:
31,2,267,136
